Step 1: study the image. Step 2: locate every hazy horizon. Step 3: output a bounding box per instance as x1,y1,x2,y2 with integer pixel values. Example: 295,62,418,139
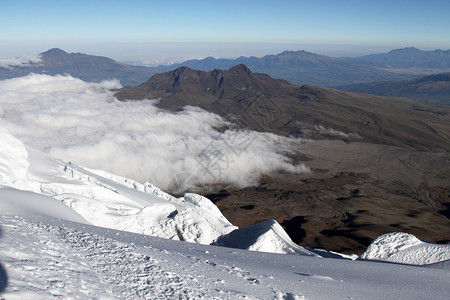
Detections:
2,0,450,65
2,42,449,67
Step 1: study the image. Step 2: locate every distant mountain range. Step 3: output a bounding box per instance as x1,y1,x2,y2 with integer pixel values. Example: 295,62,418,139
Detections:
359,47,450,69
339,73,450,106
157,47,450,87
115,65,450,152
2,47,450,88
157,50,411,87
0,48,158,86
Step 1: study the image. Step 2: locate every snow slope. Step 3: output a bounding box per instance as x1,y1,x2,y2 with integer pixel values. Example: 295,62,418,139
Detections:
361,232,450,266
1,206,450,299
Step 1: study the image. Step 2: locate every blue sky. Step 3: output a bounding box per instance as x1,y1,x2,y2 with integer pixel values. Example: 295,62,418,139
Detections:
1,0,450,63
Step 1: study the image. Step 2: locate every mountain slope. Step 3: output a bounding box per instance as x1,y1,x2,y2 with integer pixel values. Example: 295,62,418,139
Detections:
338,73,450,106
116,65,450,151
0,48,158,86
158,50,414,86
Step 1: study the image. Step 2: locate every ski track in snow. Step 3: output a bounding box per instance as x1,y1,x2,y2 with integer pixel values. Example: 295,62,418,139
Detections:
0,215,117,299
0,214,301,299
0,215,216,299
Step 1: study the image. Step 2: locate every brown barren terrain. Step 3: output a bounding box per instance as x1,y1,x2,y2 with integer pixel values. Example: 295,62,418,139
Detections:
207,141,450,254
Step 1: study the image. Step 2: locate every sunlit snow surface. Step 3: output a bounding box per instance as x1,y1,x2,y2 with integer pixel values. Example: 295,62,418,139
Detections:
0,127,239,245
361,232,450,265
1,119,450,298
1,207,450,299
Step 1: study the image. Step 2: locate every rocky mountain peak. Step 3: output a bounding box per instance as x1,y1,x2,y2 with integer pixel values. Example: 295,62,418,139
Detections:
228,64,252,75
134,64,258,93
172,65,196,75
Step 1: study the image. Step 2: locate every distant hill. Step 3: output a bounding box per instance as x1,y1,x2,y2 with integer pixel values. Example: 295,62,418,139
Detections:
0,48,159,86
116,65,450,151
158,50,415,87
359,47,450,70
339,73,450,106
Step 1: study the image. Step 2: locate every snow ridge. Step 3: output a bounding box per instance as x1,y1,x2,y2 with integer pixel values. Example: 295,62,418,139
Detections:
0,127,237,245
361,232,450,265
0,128,29,183
215,220,320,256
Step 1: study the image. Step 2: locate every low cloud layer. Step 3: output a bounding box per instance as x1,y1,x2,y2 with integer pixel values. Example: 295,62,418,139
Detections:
0,54,42,69
0,74,309,192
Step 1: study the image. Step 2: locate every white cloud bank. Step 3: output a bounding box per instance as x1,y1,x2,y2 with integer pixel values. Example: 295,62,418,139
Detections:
0,74,308,192
0,54,42,69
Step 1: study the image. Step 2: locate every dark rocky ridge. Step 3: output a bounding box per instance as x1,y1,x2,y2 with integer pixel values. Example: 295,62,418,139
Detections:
116,65,450,152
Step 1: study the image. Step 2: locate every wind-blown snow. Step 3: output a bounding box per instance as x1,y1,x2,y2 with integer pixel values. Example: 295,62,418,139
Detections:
361,232,450,265
0,54,42,69
0,74,309,193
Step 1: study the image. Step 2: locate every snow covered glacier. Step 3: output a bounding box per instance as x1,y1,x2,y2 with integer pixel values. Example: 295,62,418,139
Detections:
0,126,234,245
0,126,316,253
1,126,450,299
